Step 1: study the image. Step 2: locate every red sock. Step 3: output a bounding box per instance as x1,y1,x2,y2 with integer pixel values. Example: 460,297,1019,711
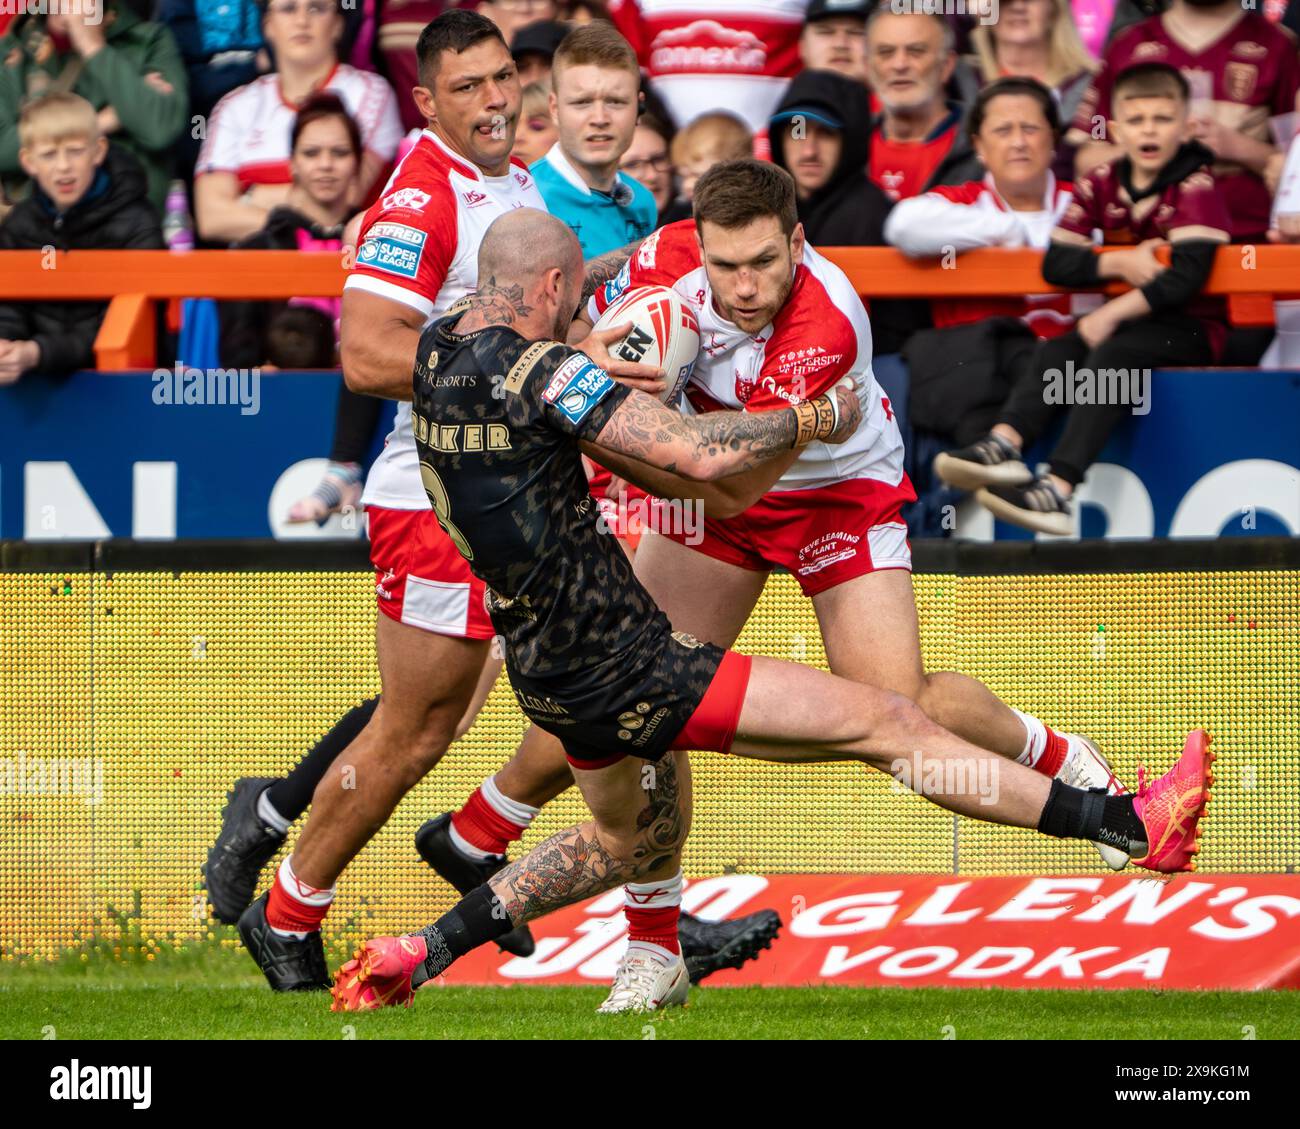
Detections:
451,785,530,856
1037,727,1070,778
265,857,332,934
626,904,681,955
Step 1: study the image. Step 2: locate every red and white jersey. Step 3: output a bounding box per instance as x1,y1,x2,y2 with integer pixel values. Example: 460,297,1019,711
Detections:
589,220,904,493
196,64,403,189
884,173,1094,338
346,130,547,509
609,0,809,134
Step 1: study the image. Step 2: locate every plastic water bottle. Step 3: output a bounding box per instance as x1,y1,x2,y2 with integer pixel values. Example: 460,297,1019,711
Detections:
162,180,194,251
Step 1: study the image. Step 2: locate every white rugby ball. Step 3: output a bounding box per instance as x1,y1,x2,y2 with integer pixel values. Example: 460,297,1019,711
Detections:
592,285,700,405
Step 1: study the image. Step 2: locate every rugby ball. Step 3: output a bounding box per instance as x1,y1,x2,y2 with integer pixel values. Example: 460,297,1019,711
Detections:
592,285,700,405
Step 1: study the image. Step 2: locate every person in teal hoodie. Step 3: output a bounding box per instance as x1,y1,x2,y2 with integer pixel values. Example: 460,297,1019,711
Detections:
528,22,656,259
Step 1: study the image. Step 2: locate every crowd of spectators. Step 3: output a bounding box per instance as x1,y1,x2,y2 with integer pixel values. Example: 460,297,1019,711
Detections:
2,0,1300,534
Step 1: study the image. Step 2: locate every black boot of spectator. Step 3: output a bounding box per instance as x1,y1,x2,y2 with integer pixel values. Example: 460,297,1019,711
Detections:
978,476,1073,537
934,433,1032,492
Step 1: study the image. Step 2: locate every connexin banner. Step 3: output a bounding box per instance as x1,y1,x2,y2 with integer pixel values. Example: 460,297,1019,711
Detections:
442,874,1300,991
0,369,1296,540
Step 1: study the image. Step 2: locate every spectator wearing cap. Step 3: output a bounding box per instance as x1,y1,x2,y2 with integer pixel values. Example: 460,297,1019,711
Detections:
770,69,892,246
512,18,568,87
531,22,655,257
800,0,870,82
865,7,981,201
619,110,673,221
193,0,402,244
966,0,1096,181
0,3,189,214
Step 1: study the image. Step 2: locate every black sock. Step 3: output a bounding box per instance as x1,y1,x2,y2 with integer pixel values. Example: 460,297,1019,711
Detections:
1036,779,1147,856
411,885,515,988
265,696,380,821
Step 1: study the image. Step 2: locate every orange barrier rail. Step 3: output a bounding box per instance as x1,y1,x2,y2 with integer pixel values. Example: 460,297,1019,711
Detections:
1,246,1296,370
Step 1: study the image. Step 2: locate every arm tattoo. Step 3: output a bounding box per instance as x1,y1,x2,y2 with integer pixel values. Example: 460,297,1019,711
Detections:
595,391,798,480
580,241,638,304
488,755,685,925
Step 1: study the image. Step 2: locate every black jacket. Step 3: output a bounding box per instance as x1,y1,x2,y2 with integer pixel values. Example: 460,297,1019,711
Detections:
219,205,344,369
770,69,894,248
0,143,162,376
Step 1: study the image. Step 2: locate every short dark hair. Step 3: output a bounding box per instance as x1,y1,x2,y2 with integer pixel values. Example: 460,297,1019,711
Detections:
693,159,798,238
967,76,1061,142
266,307,336,369
1113,62,1189,105
417,9,507,87
291,92,362,159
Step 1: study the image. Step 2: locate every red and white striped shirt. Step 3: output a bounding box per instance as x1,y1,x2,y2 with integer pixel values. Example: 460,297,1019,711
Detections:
609,0,809,134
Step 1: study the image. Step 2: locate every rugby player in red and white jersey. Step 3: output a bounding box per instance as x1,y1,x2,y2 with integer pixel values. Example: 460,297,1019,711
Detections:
425,160,1132,1013
225,9,668,991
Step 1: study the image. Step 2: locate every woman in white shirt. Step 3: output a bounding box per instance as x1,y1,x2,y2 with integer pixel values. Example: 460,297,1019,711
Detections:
195,0,401,243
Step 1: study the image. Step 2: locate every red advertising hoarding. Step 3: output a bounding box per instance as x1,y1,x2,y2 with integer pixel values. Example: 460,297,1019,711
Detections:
441,874,1300,990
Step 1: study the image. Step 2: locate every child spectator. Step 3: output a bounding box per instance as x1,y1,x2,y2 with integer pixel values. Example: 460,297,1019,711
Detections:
194,0,402,244
942,64,1232,535
664,111,751,222
512,80,558,167
0,4,189,214
619,110,673,221
0,93,163,383
264,306,337,368
530,22,655,257
1069,0,1300,243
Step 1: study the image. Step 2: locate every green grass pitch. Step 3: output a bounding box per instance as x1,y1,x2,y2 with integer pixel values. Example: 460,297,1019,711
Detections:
2,947,1298,1039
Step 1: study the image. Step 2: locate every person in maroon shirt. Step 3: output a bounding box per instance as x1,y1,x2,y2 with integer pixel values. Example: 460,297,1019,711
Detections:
941,63,1232,535
1070,0,1300,242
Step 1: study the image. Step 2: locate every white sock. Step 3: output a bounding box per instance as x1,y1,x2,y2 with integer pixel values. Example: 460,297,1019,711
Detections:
448,820,502,862
623,870,683,911
1012,708,1048,769
269,855,333,939
481,774,540,829
256,788,291,834
622,871,683,967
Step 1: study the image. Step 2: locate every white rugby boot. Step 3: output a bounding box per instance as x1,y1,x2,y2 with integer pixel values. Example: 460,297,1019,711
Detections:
1057,734,1130,871
596,948,690,1014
